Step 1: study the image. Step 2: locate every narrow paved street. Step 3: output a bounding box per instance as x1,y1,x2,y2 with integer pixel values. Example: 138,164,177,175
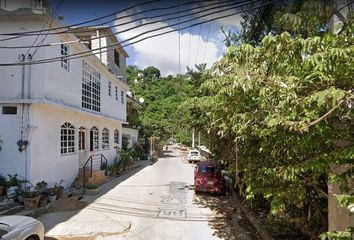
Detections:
39,147,258,240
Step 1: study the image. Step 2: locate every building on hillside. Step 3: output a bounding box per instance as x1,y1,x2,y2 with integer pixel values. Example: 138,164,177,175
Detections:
122,90,143,148
0,0,129,188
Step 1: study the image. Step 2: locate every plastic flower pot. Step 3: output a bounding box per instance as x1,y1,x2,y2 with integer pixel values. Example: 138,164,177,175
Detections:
24,196,40,210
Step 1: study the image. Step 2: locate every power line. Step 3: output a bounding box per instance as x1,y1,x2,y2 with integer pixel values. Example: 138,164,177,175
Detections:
0,0,268,66
24,0,63,56
194,24,202,65
0,0,230,38
0,0,251,48
178,0,181,75
31,0,64,58
202,22,212,64
187,23,192,68
0,0,278,66
0,0,162,37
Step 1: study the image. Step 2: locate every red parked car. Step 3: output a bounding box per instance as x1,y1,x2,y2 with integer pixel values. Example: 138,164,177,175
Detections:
194,161,226,195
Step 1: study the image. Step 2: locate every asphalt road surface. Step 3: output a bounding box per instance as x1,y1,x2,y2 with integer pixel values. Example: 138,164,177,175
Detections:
39,147,257,240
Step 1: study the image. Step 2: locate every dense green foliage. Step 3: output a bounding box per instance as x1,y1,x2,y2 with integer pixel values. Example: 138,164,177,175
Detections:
127,66,196,146
126,1,353,238
180,2,353,239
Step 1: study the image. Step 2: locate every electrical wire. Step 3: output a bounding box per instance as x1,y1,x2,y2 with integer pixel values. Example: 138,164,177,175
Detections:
0,0,254,48
0,0,278,66
31,0,64,58
178,0,181,75
194,24,202,65
24,0,63,56
0,0,162,36
0,0,269,65
187,23,192,68
202,22,212,64
0,0,231,38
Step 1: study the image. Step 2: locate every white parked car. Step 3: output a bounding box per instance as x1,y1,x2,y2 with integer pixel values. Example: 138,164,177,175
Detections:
0,215,44,240
187,150,201,163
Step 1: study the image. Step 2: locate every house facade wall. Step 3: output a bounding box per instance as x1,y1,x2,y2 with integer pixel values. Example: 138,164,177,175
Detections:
0,14,128,188
0,18,127,121
28,103,122,187
0,103,28,180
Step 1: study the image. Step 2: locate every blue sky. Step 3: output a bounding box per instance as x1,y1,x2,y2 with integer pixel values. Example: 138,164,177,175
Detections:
53,0,243,76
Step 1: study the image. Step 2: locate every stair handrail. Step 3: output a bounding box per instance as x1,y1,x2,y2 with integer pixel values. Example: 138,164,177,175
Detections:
83,154,107,192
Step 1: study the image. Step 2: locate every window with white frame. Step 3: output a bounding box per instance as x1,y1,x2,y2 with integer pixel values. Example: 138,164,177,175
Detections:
61,122,75,155
61,43,69,71
90,126,99,151
102,128,109,150
114,129,119,144
115,86,118,100
121,90,124,104
82,61,101,112
78,127,86,151
108,81,112,96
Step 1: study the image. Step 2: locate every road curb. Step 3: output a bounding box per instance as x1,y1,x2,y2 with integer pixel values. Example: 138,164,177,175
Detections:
228,184,273,240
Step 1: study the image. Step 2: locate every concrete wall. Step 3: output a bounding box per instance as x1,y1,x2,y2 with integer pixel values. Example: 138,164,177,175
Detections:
28,103,122,188
0,16,127,122
0,16,128,188
0,104,28,180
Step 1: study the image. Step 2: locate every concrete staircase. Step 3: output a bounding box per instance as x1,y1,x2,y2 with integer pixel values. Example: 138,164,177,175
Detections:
73,168,107,188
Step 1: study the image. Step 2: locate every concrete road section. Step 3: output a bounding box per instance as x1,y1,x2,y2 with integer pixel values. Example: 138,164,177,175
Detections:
39,147,257,240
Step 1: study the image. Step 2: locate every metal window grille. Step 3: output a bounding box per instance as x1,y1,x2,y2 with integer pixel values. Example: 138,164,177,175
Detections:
114,129,119,144
82,61,101,112
91,126,99,151
61,43,69,71
102,128,109,150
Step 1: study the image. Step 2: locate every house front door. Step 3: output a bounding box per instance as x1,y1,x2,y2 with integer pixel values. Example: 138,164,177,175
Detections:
78,127,88,168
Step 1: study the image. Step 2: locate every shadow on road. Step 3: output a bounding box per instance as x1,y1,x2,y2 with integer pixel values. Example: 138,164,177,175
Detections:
39,160,155,236
193,192,261,240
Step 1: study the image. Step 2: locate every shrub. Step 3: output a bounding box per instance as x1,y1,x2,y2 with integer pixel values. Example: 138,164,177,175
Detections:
86,183,98,189
0,174,6,186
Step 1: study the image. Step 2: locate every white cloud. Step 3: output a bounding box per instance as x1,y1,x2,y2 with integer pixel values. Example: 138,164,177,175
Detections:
114,14,222,76
112,1,246,76
191,4,243,29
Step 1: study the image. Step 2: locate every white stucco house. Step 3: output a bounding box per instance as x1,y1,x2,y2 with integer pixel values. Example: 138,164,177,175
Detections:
0,0,129,188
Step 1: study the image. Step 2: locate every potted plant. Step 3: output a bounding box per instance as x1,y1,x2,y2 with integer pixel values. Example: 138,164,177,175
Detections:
85,183,99,195
16,188,24,203
48,188,57,203
0,174,6,196
6,174,22,198
35,181,49,207
53,180,64,200
23,189,40,209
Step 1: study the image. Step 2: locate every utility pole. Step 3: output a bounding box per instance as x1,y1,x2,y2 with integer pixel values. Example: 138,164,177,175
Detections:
192,129,195,149
198,131,200,147
150,136,153,159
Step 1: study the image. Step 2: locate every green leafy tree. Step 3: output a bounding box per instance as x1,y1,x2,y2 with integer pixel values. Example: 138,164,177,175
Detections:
181,7,354,239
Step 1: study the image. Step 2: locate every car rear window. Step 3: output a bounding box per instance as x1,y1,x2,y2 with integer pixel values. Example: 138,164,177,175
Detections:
191,152,199,156
199,165,215,173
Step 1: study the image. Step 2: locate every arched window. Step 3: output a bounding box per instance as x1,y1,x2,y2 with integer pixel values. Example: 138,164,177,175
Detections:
114,129,119,144
90,126,99,151
61,122,75,155
102,128,109,150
